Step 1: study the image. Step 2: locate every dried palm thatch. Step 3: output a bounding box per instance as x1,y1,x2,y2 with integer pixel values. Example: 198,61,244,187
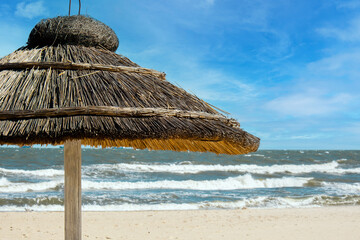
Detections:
28,15,119,51
0,16,260,155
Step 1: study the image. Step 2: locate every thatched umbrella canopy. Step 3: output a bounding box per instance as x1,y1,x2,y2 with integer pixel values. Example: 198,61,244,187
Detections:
0,15,259,239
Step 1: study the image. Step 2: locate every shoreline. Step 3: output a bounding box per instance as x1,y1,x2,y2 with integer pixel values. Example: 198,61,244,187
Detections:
1,206,359,240
0,204,355,212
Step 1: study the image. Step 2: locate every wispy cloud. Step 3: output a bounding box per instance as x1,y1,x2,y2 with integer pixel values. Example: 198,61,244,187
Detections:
255,29,293,63
342,122,360,134
336,0,360,9
290,134,322,140
182,71,257,102
306,50,360,81
266,91,353,117
317,16,360,42
164,52,257,103
15,0,47,19
204,0,215,6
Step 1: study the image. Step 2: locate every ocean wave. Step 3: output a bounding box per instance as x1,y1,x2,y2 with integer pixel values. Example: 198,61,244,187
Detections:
0,204,64,212
0,175,311,192
1,174,359,194
322,182,360,194
0,174,310,192
0,177,11,186
0,196,63,206
244,154,265,157
0,167,63,177
1,195,359,212
82,174,311,191
202,195,360,209
0,178,62,193
0,203,198,212
1,161,359,178
83,161,360,175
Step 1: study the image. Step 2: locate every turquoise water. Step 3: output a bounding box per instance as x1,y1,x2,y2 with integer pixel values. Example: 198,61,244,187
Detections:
0,148,359,211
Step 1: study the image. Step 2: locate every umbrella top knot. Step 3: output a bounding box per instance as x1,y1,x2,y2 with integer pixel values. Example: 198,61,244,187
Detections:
27,15,119,52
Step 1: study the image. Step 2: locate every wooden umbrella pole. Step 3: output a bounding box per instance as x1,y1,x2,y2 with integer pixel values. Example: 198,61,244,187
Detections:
64,140,82,240
69,0,71,16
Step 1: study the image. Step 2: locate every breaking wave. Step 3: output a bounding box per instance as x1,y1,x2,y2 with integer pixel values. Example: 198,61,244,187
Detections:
0,167,63,177
0,195,359,212
83,161,360,175
82,174,310,190
0,174,310,192
1,161,359,179
0,178,62,193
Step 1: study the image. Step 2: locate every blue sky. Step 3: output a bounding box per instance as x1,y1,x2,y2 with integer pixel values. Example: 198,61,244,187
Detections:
0,0,359,150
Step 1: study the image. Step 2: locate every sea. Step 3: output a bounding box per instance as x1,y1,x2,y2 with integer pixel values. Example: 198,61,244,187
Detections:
0,147,359,211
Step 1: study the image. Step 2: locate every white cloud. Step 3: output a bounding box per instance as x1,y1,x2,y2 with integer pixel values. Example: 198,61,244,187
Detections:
194,0,216,9
255,29,293,62
306,50,360,79
15,1,46,19
336,0,360,9
266,92,353,117
317,16,360,41
301,50,360,99
124,42,256,103
205,0,215,6
176,67,257,103
342,122,360,134
290,135,321,140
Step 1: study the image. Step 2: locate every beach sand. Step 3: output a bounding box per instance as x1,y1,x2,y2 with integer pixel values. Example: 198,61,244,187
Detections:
1,206,359,240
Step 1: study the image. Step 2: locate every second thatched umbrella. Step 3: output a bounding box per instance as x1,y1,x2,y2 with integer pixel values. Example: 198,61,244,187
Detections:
0,16,259,239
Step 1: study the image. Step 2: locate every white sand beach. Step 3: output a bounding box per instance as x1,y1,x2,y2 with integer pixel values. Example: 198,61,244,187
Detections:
1,206,359,240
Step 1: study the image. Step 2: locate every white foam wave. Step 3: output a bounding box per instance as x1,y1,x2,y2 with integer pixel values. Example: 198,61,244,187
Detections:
0,177,11,186
244,153,265,157
0,203,199,212
0,175,309,192
2,194,359,212
0,204,64,212
2,176,359,195
1,161,358,179
199,196,318,209
0,174,310,192
322,182,360,194
0,179,62,193
82,174,310,191
0,167,63,177
84,161,360,175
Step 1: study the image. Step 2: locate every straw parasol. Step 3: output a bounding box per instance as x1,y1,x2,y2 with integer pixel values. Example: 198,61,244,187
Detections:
0,15,259,239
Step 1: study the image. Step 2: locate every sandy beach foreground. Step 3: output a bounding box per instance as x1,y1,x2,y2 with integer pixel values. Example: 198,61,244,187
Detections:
1,207,359,240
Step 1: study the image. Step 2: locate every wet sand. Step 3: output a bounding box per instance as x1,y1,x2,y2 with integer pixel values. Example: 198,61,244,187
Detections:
1,206,360,240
